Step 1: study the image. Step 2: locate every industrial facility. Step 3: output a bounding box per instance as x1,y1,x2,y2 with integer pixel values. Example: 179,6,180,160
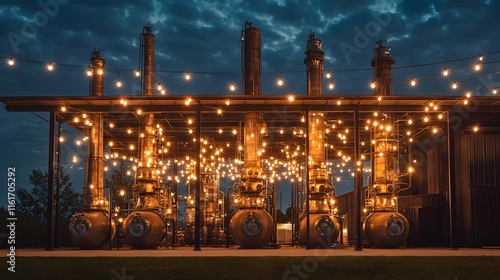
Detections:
1,22,500,251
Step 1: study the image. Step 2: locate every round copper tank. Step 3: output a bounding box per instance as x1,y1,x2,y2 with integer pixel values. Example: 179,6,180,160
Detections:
300,213,340,248
230,209,273,249
69,210,116,249
363,211,409,248
122,211,166,249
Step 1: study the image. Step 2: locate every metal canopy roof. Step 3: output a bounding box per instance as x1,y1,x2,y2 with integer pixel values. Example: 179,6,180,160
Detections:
2,94,500,160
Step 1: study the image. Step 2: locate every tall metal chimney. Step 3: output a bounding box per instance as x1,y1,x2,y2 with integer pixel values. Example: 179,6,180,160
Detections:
143,23,155,96
301,32,340,248
230,21,273,249
86,50,106,209
68,50,115,249
371,40,395,96
122,24,171,249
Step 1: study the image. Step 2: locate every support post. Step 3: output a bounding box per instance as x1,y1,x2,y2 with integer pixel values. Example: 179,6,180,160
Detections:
194,106,201,251
447,111,459,250
354,110,363,251
46,111,56,251
305,110,310,250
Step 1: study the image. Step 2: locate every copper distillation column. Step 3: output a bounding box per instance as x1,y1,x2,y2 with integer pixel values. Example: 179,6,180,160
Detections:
362,40,409,248
69,50,116,249
229,22,273,249
121,24,172,249
300,32,340,248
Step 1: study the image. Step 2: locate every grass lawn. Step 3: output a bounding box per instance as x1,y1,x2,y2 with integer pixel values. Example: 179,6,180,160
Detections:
1,256,499,280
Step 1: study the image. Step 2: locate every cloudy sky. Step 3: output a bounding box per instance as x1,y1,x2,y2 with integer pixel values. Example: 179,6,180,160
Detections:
1,0,500,206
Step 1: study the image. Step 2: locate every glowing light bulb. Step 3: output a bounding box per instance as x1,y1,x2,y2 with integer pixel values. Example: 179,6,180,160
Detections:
47,63,54,71
474,63,481,71
410,79,416,87
232,129,237,135
329,81,334,90
432,128,438,134
157,83,163,90
473,126,479,132
136,109,142,115
325,71,331,78
465,91,472,98
161,89,166,94
97,69,103,75
229,83,236,91
370,81,376,89
277,78,284,86
116,80,122,87
442,68,449,76
188,118,193,125
479,55,484,61
185,72,191,80
217,108,222,115
87,69,92,76
8,58,15,66
225,99,230,106
377,96,382,101
424,117,429,122
451,82,458,90
60,106,66,112
288,95,294,102
493,89,498,95
135,70,140,77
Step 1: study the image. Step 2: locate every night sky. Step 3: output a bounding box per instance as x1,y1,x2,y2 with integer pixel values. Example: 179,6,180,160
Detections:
1,0,500,207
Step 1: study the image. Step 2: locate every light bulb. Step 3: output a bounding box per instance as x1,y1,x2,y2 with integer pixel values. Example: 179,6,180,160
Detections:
97,69,103,75
277,78,284,86
410,79,416,87
442,68,449,76
326,71,331,79
157,83,162,90
87,69,92,76
288,95,294,102
47,63,54,71
185,72,191,80
116,80,122,87
473,126,479,132
474,63,481,71
135,70,140,77
230,83,236,91
329,81,334,90
370,81,376,89
451,82,458,90
493,89,498,95
8,58,15,66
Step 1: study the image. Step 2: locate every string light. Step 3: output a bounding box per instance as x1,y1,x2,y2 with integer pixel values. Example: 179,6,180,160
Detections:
116,80,122,87
442,68,449,76
493,88,498,95
229,83,236,91
86,69,92,76
474,63,481,71
473,125,479,132
157,83,163,91
288,95,294,102
410,79,417,87
328,81,334,90
7,58,15,66
370,81,376,89
451,82,458,90
325,71,331,79
47,63,54,71
185,72,191,80
277,77,284,86
135,70,140,77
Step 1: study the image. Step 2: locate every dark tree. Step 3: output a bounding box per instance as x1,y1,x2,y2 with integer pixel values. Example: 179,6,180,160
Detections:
107,161,134,210
16,168,82,223
277,209,289,223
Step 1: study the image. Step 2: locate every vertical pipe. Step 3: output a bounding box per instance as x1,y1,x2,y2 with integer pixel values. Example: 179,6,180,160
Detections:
354,110,363,251
46,110,56,251
54,122,61,248
447,111,458,249
305,111,310,250
194,106,202,251
173,135,178,246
